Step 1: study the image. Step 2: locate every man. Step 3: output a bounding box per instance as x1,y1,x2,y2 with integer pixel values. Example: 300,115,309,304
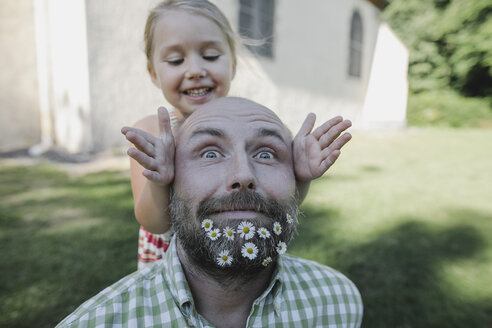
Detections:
57,97,363,327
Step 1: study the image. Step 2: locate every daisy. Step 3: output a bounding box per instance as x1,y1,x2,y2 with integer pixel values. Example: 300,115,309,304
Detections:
216,250,233,267
201,219,213,231
207,228,221,241
262,257,273,267
237,221,256,240
286,213,294,224
241,242,258,260
276,241,287,255
273,222,282,235
223,226,235,241
257,227,271,239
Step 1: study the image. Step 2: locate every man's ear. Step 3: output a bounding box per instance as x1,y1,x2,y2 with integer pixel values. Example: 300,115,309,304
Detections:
147,61,160,88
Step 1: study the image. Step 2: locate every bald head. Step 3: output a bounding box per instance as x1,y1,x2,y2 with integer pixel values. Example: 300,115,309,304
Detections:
176,97,291,145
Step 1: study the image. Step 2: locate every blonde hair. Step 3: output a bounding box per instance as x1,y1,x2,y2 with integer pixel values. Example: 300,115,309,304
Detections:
144,0,237,73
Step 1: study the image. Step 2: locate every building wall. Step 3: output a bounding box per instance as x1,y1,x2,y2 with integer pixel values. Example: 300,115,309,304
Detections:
0,0,41,152
215,0,387,132
85,0,165,153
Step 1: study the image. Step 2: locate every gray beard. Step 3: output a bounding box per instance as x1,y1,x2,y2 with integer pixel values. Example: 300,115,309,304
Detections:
169,190,298,287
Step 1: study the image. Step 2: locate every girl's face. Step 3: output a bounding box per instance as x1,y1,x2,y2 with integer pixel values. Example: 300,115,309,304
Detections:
149,11,235,118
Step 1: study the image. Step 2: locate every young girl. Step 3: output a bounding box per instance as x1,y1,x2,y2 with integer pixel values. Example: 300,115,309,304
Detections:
122,0,352,269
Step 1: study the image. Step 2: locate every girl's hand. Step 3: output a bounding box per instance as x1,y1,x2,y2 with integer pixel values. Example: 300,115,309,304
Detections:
121,107,175,185
293,113,352,182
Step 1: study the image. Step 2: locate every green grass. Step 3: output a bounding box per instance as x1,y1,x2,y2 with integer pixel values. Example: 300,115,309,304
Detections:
1,128,491,327
0,164,139,328
407,89,492,128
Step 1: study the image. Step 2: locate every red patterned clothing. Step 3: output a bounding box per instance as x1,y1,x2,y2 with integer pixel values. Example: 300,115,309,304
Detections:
136,109,179,270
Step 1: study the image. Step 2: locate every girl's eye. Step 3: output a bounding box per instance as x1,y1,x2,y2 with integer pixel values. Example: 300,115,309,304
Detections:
202,150,220,159
167,58,184,66
255,151,274,160
203,55,220,61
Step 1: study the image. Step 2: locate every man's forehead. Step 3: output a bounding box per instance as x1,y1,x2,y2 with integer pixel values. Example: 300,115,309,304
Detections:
178,98,290,141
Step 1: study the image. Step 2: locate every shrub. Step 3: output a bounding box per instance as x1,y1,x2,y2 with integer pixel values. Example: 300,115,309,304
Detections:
407,89,492,127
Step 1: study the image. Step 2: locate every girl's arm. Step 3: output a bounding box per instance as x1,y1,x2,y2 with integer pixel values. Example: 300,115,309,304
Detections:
121,108,175,234
293,113,352,204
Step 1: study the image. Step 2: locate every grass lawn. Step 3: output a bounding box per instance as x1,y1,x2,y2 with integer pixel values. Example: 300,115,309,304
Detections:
1,128,491,327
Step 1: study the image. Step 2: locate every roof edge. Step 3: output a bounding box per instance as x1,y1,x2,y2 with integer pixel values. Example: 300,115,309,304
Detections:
366,0,388,10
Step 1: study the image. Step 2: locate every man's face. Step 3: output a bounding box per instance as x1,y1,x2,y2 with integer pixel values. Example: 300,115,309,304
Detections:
171,98,297,280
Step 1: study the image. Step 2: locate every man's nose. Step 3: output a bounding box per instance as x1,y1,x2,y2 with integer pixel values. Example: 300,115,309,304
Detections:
227,153,256,191
184,55,206,80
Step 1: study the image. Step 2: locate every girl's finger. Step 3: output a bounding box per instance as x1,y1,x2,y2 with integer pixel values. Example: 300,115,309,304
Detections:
318,120,352,148
321,132,352,156
312,116,344,140
157,107,173,143
127,148,157,170
295,113,316,138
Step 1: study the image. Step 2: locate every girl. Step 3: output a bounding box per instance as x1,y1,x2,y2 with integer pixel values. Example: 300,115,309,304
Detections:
122,0,352,269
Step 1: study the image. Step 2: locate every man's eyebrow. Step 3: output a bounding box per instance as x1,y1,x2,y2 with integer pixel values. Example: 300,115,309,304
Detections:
189,127,225,139
257,128,287,143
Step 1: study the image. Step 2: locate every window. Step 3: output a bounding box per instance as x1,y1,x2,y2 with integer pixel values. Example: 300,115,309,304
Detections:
348,10,363,78
238,0,275,58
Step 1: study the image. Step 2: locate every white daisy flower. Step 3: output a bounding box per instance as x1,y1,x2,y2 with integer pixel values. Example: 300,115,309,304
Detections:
223,226,235,240
216,250,233,267
207,228,221,241
201,219,213,231
257,227,271,239
273,222,282,235
286,213,294,224
276,241,287,255
262,257,272,267
241,242,258,260
237,221,256,240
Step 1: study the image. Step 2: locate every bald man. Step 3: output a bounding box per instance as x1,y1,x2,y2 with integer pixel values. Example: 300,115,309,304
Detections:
58,98,362,328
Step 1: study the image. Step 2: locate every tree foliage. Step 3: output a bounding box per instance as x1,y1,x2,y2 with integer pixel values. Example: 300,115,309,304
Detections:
382,0,492,97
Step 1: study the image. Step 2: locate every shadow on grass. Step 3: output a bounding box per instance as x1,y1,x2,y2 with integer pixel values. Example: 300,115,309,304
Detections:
1,163,491,327
0,164,139,328
293,204,492,327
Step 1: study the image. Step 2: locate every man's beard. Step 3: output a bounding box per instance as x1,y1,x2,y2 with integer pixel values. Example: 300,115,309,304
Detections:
169,190,298,286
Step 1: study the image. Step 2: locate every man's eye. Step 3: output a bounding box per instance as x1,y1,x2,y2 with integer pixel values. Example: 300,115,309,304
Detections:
255,152,274,160
167,58,184,66
202,151,220,159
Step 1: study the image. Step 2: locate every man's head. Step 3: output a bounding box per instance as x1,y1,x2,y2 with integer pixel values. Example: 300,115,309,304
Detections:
170,97,298,284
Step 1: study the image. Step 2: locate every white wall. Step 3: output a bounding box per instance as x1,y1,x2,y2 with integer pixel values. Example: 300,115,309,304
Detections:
85,0,165,153
0,0,41,152
362,23,408,129
215,0,391,133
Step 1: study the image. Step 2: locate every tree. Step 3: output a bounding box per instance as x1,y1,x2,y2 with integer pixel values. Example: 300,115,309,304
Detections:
382,0,492,97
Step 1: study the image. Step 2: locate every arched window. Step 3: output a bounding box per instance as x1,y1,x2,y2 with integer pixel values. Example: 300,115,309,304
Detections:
238,0,275,58
348,10,363,77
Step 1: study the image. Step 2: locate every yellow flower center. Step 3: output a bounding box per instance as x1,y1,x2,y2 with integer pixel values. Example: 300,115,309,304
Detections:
261,231,266,235
243,227,249,233
222,256,228,261
247,248,253,254
205,222,210,228
227,231,232,236
211,232,216,237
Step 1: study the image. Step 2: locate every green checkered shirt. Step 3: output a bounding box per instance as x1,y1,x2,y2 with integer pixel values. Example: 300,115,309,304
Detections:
57,236,362,327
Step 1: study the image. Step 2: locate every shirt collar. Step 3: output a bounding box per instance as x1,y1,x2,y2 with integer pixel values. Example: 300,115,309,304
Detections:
162,235,288,317
161,235,195,309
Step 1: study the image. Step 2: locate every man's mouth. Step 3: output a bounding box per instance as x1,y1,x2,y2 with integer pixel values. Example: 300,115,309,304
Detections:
183,87,212,97
209,210,263,220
